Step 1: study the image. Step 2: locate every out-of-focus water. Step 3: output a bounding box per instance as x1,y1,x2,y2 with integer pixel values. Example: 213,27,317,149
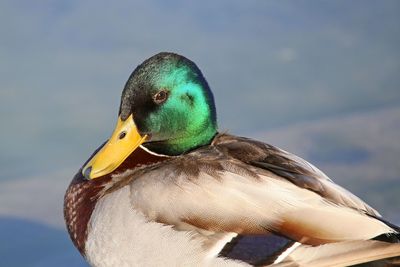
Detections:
0,1,399,266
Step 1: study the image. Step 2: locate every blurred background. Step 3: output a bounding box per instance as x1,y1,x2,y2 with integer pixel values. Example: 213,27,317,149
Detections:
0,1,399,266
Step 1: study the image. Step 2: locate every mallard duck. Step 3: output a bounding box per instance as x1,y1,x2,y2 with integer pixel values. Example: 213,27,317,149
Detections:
64,52,400,267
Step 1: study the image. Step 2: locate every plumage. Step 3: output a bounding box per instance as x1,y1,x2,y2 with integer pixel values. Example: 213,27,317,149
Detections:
64,52,400,266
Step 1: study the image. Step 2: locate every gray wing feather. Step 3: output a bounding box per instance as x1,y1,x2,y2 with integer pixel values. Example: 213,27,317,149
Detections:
213,133,380,217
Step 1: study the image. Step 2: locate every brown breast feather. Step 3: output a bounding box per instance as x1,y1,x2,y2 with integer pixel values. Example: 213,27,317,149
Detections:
63,145,168,256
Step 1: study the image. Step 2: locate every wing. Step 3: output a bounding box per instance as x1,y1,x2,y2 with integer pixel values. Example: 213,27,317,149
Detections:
121,140,395,245
213,133,380,217
117,134,398,264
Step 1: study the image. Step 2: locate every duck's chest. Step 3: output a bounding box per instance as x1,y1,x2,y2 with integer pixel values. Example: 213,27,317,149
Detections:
85,186,245,267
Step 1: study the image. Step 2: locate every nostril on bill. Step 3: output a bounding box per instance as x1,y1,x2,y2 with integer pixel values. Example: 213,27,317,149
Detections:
119,131,127,140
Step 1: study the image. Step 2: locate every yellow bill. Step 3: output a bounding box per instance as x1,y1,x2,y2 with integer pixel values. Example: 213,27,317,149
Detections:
82,114,147,179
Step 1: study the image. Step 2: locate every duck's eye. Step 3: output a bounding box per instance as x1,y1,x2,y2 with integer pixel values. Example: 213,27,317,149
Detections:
118,131,127,140
153,90,168,104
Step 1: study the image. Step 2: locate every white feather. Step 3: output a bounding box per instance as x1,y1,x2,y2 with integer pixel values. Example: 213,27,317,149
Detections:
86,186,248,267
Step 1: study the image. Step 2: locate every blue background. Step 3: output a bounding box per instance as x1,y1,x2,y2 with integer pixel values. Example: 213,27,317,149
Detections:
0,1,399,266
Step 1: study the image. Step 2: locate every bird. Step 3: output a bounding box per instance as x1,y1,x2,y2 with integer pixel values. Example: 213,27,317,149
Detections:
64,52,400,267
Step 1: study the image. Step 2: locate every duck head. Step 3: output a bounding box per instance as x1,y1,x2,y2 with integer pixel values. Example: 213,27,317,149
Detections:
82,52,217,179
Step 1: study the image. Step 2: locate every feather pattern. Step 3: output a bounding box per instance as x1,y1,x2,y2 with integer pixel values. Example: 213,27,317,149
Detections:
75,133,400,266
114,134,393,245
213,134,380,217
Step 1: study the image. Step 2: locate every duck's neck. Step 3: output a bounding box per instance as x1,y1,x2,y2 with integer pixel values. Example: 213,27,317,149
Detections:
64,146,169,256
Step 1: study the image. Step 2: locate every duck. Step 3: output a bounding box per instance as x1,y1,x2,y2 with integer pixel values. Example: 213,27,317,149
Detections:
64,52,400,267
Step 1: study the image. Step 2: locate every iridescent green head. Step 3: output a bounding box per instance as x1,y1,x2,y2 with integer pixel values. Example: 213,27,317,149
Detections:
82,52,218,178
119,52,217,155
